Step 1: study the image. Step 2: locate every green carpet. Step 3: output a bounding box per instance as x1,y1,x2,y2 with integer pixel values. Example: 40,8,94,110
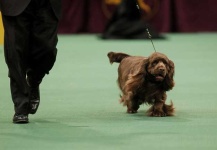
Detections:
0,33,217,150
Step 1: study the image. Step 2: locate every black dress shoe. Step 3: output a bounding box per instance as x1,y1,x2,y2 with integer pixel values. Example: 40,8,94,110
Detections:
13,114,29,124
27,77,41,114
29,86,40,114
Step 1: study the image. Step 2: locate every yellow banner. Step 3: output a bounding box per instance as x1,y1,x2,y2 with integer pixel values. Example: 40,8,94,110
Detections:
0,12,4,45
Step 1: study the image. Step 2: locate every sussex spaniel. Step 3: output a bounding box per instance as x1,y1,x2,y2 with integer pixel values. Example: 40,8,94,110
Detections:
107,52,175,116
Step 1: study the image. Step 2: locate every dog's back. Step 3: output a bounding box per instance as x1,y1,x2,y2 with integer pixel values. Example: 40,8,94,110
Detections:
107,51,147,90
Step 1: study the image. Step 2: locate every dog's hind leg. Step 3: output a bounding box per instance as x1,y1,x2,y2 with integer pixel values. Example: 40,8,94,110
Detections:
120,92,139,113
127,99,140,114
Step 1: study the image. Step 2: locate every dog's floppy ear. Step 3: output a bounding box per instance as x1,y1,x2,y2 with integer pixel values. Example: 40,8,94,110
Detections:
163,59,175,91
132,58,148,77
124,58,148,92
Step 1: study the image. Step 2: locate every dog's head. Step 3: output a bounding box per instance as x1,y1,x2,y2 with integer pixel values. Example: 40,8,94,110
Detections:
144,52,175,90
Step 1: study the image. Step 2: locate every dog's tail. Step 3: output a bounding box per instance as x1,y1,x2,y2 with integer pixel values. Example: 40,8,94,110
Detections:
107,52,130,64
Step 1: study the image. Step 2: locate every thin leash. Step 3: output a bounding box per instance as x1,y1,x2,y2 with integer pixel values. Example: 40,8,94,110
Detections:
146,27,157,52
136,2,157,53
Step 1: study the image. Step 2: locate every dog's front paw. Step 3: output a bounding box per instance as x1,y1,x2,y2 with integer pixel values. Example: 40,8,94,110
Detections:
126,103,139,114
127,108,138,114
150,110,166,117
147,106,166,117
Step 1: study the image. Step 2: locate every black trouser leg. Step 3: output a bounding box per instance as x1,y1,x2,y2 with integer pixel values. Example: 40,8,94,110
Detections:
10,78,29,115
2,0,59,115
28,0,59,77
2,15,30,114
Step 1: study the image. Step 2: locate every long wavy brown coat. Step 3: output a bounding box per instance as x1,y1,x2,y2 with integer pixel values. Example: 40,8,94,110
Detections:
108,51,175,116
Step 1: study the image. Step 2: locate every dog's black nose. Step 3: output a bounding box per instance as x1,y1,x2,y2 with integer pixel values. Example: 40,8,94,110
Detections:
159,68,165,72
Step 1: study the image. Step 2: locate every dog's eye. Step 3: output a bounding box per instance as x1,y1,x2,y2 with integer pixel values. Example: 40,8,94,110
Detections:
152,61,158,66
162,60,168,65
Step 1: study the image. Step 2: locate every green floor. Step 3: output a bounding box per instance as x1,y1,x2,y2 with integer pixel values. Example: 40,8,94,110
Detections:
1,33,217,150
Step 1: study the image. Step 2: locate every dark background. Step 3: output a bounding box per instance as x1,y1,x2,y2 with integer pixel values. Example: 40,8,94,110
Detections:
58,0,217,33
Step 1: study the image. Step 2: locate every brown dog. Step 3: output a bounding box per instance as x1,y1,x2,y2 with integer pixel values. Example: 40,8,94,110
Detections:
108,52,175,116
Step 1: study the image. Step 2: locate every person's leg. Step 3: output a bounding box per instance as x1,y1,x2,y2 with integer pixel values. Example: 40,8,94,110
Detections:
10,78,29,123
2,15,30,123
29,0,59,77
26,0,59,114
2,2,36,123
